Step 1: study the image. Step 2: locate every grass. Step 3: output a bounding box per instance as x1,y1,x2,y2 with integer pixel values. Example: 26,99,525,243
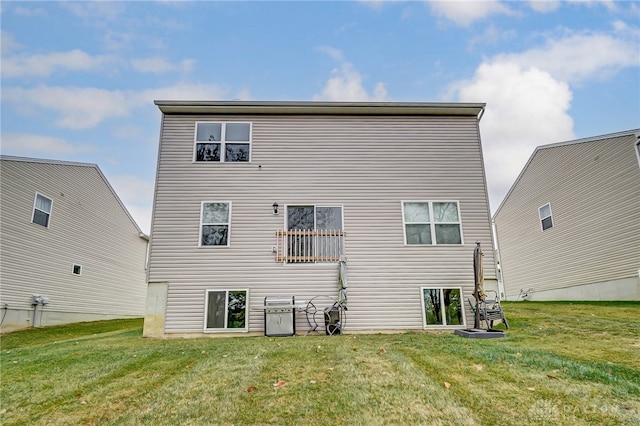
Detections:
1,302,639,425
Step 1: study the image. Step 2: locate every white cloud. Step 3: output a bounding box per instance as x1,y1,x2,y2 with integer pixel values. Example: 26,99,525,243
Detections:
130,57,195,74
0,132,97,156
450,61,574,211
111,124,148,141
2,49,119,79
356,0,386,10
60,2,126,22
528,0,560,13
12,5,45,16
315,46,344,62
2,83,231,130
494,30,640,83
2,47,199,78
450,22,639,211
314,63,388,101
107,174,155,234
566,0,617,12
1,31,23,54
136,82,229,103
234,88,253,101
2,86,130,129
612,19,640,38
469,25,517,49
428,0,515,26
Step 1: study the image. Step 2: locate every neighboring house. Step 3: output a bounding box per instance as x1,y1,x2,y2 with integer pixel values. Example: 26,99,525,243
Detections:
493,129,640,301
0,156,149,333
144,101,496,337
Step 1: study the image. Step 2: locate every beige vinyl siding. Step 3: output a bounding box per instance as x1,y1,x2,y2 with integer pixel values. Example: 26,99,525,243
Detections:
150,114,495,333
494,133,640,298
0,159,148,320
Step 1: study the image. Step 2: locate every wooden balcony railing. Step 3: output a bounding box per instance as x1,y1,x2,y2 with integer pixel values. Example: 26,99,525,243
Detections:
276,230,346,263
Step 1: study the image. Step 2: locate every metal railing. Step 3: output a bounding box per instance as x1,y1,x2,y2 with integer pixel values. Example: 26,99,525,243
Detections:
275,230,345,263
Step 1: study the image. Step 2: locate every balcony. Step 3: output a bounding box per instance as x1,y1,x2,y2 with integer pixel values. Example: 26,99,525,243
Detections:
275,230,346,263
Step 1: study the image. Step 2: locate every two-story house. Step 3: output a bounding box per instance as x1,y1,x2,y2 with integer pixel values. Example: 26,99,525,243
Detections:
144,101,496,337
494,130,640,301
0,156,149,332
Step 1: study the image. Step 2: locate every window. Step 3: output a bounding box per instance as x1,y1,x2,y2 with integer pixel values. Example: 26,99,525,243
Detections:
72,264,82,276
402,201,462,245
539,203,553,231
200,202,231,247
421,287,465,327
288,205,343,232
32,193,52,227
204,289,248,331
194,122,251,163
281,205,344,262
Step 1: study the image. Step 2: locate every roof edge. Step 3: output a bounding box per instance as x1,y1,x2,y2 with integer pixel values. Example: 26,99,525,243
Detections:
0,155,98,168
535,128,640,151
154,100,486,117
492,128,640,220
1,155,145,235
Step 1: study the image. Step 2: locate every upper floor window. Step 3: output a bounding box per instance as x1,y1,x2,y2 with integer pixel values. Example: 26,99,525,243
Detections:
539,203,553,231
194,122,251,163
635,133,640,168
200,202,231,247
402,201,463,245
32,193,52,228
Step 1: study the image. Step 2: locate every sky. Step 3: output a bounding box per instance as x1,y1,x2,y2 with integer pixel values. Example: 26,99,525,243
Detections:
1,0,639,234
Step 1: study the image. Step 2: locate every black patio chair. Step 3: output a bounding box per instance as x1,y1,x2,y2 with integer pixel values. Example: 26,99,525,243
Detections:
467,290,509,330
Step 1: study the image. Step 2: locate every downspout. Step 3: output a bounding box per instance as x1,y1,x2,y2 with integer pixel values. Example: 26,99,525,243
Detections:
492,220,506,299
32,302,38,327
0,304,8,326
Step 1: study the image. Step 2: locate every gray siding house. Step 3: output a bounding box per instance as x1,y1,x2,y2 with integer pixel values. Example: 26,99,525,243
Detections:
493,130,640,301
0,156,149,332
145,101,496,337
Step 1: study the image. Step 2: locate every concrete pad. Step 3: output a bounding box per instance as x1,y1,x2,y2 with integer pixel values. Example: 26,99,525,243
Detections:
454,328,506,339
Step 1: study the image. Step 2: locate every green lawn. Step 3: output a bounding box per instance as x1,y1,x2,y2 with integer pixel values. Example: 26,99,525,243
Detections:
1,302,639,425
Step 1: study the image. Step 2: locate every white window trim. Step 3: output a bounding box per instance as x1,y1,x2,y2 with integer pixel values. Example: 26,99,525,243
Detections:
199,201,232,247
420,287,467,329
193,121,252,163
635,133,640,168
402,201,464,246
72,264,82,276
32,192,53,228
538,202,554,231
203,289,249,333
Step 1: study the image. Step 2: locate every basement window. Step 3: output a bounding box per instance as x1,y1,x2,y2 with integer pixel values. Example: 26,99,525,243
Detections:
539,203,554,231
204,289,248,332
421,287,465,327
72,264,82,276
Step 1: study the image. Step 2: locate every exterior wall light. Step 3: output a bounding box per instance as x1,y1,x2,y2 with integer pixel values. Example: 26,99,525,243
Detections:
272,202,279,215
